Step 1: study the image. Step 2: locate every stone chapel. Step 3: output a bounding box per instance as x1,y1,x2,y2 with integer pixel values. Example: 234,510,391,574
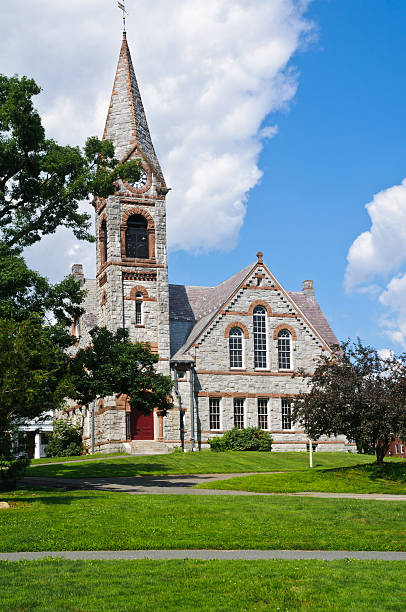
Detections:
64,33,354,454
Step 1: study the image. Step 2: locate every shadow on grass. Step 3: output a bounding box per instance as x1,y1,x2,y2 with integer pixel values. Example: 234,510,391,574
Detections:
317,461,406,483
0,491,100,506
26,461,170,478
21,473,218,495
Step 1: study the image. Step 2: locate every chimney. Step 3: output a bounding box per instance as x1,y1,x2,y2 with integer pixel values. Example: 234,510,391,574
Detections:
72,264,84,285
302,279,314,297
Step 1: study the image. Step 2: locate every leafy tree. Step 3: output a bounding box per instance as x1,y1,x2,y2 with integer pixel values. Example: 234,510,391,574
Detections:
0,316,71,430
0,315,73,487
292,340,406,464
0,74,142,250
45,420,83,458
71,327,173,415
0,244,84,332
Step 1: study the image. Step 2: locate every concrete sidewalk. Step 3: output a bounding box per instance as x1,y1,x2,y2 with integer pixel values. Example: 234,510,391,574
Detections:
22,474,406,500
1,549,406,561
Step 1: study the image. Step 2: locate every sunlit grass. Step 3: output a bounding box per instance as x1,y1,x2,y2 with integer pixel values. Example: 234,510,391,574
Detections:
2,488,406,552
196,461,406,494
26,451,376,479
1,559,405,611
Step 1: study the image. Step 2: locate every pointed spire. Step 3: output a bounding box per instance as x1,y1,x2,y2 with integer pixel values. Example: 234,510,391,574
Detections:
103,33,165,184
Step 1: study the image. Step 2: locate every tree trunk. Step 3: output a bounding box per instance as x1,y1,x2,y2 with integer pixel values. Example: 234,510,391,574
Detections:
375,439,390,465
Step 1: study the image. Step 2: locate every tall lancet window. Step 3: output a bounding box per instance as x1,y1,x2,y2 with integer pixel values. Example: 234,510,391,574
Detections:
253,306,267,368
229,327,243,368
278,330,292,370
126,215,149,259
100,219,108,265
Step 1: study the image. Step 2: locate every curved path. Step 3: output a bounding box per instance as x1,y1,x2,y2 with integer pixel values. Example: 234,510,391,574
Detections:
23,474,406,500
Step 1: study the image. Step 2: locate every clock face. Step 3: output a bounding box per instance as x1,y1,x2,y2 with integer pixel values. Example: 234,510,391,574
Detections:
129,170,148,191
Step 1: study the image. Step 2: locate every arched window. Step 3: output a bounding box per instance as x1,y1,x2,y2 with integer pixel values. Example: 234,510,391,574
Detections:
135,292,143,325
126,214,149,259
100,219,108,265
253,306,267,368
229,327,243,368
278,329,291,370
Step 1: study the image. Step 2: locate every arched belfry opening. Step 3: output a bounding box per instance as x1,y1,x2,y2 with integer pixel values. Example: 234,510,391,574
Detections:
126,214,149,259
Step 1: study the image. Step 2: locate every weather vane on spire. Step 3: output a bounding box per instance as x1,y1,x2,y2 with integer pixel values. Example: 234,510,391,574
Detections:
118,1,128,32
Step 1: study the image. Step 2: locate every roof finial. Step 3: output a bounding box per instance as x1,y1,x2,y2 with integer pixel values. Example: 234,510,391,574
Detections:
256,251,263,264
118,1,128,33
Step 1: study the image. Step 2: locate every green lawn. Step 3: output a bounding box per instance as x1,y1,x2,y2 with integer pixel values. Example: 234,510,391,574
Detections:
2,489,406,552
0,559,405,611
26,451,375,478
196,462,406,494
30,452,126,465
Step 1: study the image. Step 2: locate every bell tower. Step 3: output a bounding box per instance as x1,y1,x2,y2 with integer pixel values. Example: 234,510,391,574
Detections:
94,32,170,373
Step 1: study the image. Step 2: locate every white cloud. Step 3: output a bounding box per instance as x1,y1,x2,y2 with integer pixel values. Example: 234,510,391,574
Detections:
0,0,313,279
345,179,406,349
378,273,406,349
378,348,394,361
345,179,406,291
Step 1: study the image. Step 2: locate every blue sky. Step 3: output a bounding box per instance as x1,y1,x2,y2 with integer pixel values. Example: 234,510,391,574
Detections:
2,1,406,352
170,0,406,350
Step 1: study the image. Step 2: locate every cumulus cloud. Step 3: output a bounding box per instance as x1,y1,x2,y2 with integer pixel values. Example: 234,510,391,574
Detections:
345,179,406,348
378,273,406,348
378,348,394,361
345,179,406,291
0,0,313,280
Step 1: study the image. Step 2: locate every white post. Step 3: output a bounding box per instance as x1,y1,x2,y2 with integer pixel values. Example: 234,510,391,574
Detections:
34,432,41,459
309,439,313,468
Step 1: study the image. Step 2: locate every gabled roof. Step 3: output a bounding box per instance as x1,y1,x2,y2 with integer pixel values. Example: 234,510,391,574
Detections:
169,258,339,360
103,33,165,185
169,262,257,360
169,262,254,323
288,291,339,348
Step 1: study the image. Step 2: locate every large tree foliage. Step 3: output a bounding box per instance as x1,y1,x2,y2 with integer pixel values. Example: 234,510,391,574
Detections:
0,315,72,444
0,315,74,489
293,340,406,464
0,244,84,327
70,327,173,415
0,74,141,250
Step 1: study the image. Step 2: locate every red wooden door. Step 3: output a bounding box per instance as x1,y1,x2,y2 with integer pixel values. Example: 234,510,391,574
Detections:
130,408,154,440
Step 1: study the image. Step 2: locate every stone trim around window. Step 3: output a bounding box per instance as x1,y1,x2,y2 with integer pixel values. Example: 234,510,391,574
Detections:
224,321,249,339
248,300,272,316
273,324,297,341
120,207,156,261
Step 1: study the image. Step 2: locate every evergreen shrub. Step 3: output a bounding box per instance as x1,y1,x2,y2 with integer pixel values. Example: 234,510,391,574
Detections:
208,427,272,452
0,432,30,490
0,456,30,491
46,420,83,457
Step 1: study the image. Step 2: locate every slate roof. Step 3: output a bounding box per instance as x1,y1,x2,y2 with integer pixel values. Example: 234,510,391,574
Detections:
169,263,339,359
288,291,339,348
169,263,253,323
169,263,254,360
